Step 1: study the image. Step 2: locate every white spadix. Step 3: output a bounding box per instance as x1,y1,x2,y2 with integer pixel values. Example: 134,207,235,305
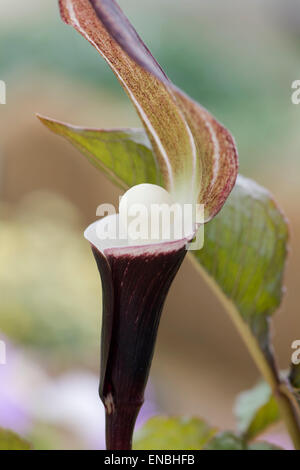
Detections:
85,183,196,250
119,184,175,245
119,184,195,245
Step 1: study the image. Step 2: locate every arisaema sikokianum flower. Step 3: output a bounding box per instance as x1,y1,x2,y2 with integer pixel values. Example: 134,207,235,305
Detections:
38,0,238,450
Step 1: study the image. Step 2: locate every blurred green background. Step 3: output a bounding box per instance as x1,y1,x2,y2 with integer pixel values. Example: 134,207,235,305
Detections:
0,0,299,449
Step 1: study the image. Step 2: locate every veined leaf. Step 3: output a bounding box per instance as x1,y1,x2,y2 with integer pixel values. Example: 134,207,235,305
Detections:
247,441,282,450
55,0,238,219
133,416,216,450
37,117,162,189
0,428,31,450
193,174,288,325
205,432,282,450
191,175,288,375
205,432,245,450
134,419,282,451
191,177,300,445
235,381,280,440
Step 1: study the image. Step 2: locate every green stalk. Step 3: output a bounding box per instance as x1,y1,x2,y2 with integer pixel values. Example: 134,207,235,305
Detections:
191,258,300,449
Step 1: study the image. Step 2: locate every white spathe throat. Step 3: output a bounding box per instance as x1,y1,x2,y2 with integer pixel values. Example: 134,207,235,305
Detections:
84,183,196,251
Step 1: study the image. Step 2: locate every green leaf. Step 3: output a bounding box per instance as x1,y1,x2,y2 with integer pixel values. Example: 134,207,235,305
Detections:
205,432,245,450
191,177,300,445
191,175,288,376
193,175,288,327
133,416,216,450
235,381,280,440
247,441,283,450
36,118,162,189
51,0,238,220
205,432,283,450
0,428,31,450
134,417,282,451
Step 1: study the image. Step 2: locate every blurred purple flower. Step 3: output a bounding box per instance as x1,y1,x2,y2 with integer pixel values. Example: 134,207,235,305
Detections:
0,339,37,434
33,371,158,449
0,339,158,449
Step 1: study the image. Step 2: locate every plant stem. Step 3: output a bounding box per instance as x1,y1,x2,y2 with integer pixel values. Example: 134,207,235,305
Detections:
222,299,300,449
105,404,141,450
276,383,300,450
223,300,300,449
192,259,300,449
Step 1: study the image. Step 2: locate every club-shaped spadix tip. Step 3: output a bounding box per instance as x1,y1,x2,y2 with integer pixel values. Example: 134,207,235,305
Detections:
119,183,174,245
84,183,196,250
